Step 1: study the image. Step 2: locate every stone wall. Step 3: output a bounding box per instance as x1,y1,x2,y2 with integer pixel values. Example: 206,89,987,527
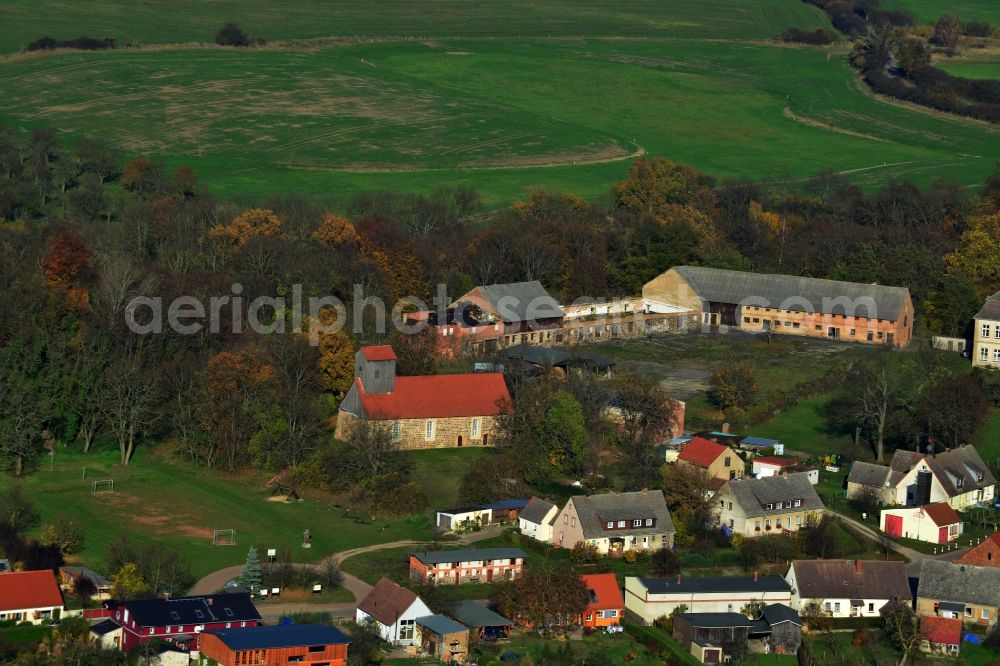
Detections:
336,411,498,451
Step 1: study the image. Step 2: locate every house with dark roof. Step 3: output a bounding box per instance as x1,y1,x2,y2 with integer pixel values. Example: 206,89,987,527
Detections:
973,290,1000,369
518,496,559,543
847,446,995,510
59,566,111,601
415,614,470,663
643,265,914,346
579,573,625,629
409,548,525,585
107,592,261,652
0,570,64,625
454,281,564,346
90,618,123,650
355,577,432,646
501,344,615,378
199,624,350,666
448,601,513,641
786,559,911,618
880,503,962,544
624,575,792,625
956,532,1000,568
916,560,1000,627
676,436,744,484
551,489,675,556
337,345,510,450
672,604,802,663
715,473,824,538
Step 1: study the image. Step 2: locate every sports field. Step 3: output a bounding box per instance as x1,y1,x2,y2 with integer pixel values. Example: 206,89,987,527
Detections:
2,38,999,204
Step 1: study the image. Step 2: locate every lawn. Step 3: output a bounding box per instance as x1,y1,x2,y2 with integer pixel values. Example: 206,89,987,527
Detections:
0,447,435,580
884,0,1000,25
0,0,833,55
3,36,1000,204
408,448,486,509
751,395,855,458
979,409,1000,466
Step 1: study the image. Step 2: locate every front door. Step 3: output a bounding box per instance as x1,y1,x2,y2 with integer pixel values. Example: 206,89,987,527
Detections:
939,526,949,544
487,568,494,582
885,514,903,537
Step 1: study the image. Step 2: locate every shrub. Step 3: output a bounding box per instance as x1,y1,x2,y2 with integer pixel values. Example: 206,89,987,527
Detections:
39,517,84,555
216,22,251,47
571,541,600,564
25,36,115,52
781,27,835,45
964,21,992,38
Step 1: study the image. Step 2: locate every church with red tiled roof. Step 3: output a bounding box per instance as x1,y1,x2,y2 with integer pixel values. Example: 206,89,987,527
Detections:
337,346,510,450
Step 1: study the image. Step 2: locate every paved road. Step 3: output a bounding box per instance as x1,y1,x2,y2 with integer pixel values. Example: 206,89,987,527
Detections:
188,525,506,619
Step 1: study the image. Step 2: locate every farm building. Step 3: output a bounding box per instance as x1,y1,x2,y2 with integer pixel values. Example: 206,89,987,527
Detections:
751,457,797,478
676,436,744,485
551,489,675,555
0,570,64,625
480,498,529,524
786,560,911,618
518,496,559,542
337,346,510,450
672,605,801,663
409,548,525,585
916,560,1000,627
454,281,564,346
415,614,469,663
919,616,962,656
448,601,513,642
356,578,432,647
435,506,493,532
579,573,625,629
199,624,350,666
624,575,791,625
560,296,698,343
956,533,1000,567
715,473,824,538
59,566,111,601
880,503,962,544
642,266,913,346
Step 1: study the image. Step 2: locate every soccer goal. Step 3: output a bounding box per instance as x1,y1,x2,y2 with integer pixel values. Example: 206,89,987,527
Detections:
91,479,114,494
213,529,236,546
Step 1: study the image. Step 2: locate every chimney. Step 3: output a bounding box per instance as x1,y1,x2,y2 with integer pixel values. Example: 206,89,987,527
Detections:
676,574,682,584
722,422,731,434
641,487,648,494
855,560,862,574
207,597,213,605
753,571,759,582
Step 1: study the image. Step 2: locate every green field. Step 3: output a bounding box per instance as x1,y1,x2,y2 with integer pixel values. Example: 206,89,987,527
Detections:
0,0,832,55
938,58,1000,80
0,448,435,579
885,0,1000,26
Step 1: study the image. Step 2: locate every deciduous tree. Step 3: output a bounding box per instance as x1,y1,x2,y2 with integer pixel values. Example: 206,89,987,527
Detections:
709,364,757,414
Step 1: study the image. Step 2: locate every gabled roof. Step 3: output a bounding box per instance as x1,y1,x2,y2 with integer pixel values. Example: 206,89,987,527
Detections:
888,446,996,498
473,281,564,323
360,345,396,362
357,578,420,627
917,560,1000,607
60,566,111,587
673,266,911,320
678,437,729,468
678,612,755,628
636,576,790,596
920,502,961,526
449,600,512,628
955,533,1000,567
753,457,796,468
920,616,962,646
354,372,509,419
975,291,1000,321
416,614,467,636
761,603,801,626
789,560,910,602
0,570,63,612
722,473,824,518
570,490,675,540
581,573,624,611
120,593,260,627
847,462,890,488
740,436,780,448
204,624,349,650
410,548,525,566
519,496,558,525
90,619,120,637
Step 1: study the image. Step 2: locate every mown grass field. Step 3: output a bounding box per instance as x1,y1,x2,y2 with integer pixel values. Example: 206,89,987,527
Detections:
0,447,435,579
885,0,1000,26
0,0,832,55
3,34,1000,203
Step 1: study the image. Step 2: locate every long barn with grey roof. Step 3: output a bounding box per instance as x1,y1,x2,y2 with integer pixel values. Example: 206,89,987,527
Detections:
643,266,913,346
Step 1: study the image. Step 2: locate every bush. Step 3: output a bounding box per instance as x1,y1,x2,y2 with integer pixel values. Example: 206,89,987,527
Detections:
781,27,835,45
39,517,84,554
361,472,428,515
964,21,993,37
25,36,115,52
216,22,251,47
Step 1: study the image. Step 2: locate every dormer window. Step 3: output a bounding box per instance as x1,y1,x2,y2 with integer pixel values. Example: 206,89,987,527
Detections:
606,521,614,529
170,611,180,621
784,501,792,509
645,518,653,526
194,610,205,620
793,499,802,507
617,520,626,528
957,478,964,488
632,519,642,527
765,503,773,510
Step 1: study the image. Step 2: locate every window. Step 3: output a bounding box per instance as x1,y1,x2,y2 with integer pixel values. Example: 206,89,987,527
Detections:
571,517,576,527
755,520,761,530
793,322,800,329
983,609,990,619
724,457,731,467
727,502,732,510
194,610,205,620
633,519,642,527
793,499,801,507
834,602,841,613
850,328,856,336
765,503,773,510
996,327,1000,339
471,418,480,438
399,619,415,640
392,421,401,442
720,500,725,508
784,500,791,508
606,521,614,529
824,602,832,612
984,324,992,338
776,518,782,528
765,519,771,529
981,347,990,361
425,420,436,441
645,518,653,526
815,325,822,331
994,348,1000,362
877,332,883,339
867,331,874,341
752,318,760,323
965,607,973,617
617,520,626,528
744,317,750,323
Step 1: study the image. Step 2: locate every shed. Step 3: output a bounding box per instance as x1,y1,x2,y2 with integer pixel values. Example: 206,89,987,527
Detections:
449,600,513,641
416,614,469,663
880,503,962,544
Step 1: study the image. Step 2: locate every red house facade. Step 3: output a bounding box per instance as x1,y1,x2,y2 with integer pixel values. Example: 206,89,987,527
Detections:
109,593,261,652
409,548,526,585
579,573,624,629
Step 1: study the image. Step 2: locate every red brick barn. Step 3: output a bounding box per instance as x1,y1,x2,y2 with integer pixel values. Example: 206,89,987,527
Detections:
199,623,350,666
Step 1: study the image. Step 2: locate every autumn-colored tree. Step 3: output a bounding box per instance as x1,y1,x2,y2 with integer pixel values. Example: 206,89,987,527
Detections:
311,212,360,247
748,201,800,269
944,212,1000,299
209,208,285,248
172,165,197,197
121,156,164,197
202,347,276,469
316,327,355,397
932,15,962,54
613,156,716,214
111,562,149,599
491,562,589,628
709,364,757,413
42,226,93,286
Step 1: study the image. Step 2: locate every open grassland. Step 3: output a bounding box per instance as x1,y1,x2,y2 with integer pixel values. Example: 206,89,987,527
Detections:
885,0,1000,26
2,39,999,204
0,448,434,579
938,58,1000,80
0,0,832,55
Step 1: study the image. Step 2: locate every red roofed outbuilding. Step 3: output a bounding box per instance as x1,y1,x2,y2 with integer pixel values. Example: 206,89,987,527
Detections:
920,615,962,655
677,437,744,483
579,573,625,629
881,502,962,544
956,533,1000,568
337,346,510,450
0,570,64,624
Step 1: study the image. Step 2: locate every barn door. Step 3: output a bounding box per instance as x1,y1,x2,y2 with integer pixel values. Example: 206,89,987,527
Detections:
885,514,902,537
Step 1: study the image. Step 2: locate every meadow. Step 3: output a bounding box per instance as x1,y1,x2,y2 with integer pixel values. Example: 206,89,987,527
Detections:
885,0,1000,26
3,38,999,205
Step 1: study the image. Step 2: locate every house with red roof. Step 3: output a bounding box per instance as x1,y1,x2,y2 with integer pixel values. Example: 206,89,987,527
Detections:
880,503,963,544
579,573,624,629
920,615,962,655
676,437,744,484
956,533,1000,568
0,570,64,624
336,346,510,450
